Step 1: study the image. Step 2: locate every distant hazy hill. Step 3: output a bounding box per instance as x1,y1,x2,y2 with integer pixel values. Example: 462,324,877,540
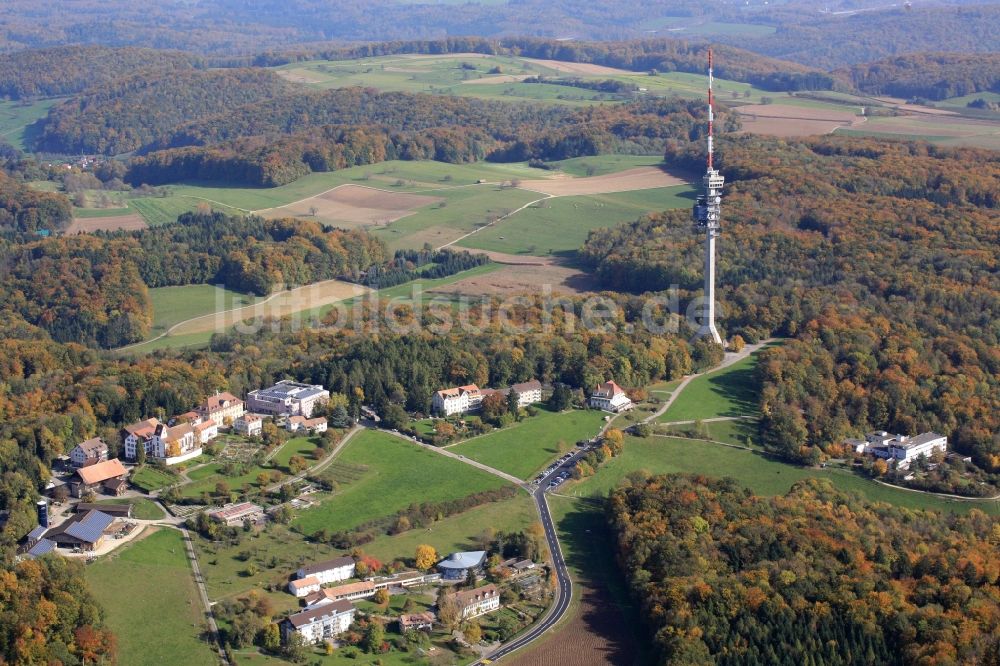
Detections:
718,4,1000,69
0,0,997,69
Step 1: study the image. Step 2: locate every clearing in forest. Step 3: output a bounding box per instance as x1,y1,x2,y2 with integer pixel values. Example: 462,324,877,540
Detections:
166,279,369,336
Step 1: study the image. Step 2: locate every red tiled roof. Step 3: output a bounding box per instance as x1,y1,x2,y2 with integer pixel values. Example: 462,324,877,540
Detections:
77,459,126,485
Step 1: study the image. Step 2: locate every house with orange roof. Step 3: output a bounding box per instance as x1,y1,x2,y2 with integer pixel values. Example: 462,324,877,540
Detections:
69,458,127,498
198,391,245,427
432,384,484,416
589,380,633,413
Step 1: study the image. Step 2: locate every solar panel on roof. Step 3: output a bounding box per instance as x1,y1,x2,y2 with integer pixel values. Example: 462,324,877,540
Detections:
64,511,114,543
27,538,55,557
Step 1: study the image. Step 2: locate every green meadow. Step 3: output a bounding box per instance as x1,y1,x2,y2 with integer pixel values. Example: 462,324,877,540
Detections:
0,98,60,151
86,529,217,666
147,284,263,335
274,53,773,104
459,184,694,256
293,429,514,536
450,408,607,480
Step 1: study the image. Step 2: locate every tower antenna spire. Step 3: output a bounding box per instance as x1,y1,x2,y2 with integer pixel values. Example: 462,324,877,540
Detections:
707,47,714,170
691,47,724,345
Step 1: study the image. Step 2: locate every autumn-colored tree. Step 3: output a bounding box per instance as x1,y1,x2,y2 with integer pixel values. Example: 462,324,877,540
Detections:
373,588,390,606
415,544,438,570
463,619,483,644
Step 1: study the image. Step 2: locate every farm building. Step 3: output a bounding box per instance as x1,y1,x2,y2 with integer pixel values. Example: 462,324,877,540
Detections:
69,437,109,468
40,510,116,552
436,550,487,580
248,381,329,418
281,600,356,644
70,459,127,498
74,503,133,519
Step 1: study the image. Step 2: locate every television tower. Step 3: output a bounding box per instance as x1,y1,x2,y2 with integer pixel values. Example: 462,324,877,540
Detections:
692,48,724,345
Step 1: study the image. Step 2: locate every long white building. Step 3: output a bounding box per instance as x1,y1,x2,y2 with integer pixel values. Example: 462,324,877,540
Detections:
432,384,484,416
863,431,948,469
248,380,329,418
281,600,355,643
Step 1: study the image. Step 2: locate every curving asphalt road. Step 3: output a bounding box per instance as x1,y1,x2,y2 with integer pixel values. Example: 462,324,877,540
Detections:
472,445,599,664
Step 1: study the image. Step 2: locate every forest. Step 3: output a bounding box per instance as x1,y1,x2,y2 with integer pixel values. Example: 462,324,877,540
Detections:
0,45,201,99
608,474,1000,665
581,135,1000,476
127,96,720,186
35,68,293,154
834,53,1000,101
0,169,73,234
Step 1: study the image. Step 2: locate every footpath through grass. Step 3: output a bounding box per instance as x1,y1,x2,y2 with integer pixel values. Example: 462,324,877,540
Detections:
86,528,216,666
449,408,606,479
293,429,513,536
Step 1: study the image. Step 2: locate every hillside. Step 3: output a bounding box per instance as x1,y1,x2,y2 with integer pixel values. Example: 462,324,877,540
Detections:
834,52,1000,101
35,68,293,154
0,45,201,99
608,475,1000,665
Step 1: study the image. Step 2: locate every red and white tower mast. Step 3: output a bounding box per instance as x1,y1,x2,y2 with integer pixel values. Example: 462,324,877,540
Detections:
692,48,724,345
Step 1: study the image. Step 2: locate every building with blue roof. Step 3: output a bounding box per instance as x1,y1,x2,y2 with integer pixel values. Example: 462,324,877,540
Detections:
436,550,487,580
26,538,56,558
43,510,115,552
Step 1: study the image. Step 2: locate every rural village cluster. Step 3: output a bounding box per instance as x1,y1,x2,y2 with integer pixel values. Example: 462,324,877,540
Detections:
16,367,948,655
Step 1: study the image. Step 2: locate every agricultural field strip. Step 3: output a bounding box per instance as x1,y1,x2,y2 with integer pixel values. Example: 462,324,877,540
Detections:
251,180,506,216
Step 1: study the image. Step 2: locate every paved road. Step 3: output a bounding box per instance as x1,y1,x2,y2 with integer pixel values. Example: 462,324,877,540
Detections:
472,457,586,664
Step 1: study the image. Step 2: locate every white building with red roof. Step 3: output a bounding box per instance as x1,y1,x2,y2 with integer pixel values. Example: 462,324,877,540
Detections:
432,384,484,416
589,380,633,412
198,392,245,427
